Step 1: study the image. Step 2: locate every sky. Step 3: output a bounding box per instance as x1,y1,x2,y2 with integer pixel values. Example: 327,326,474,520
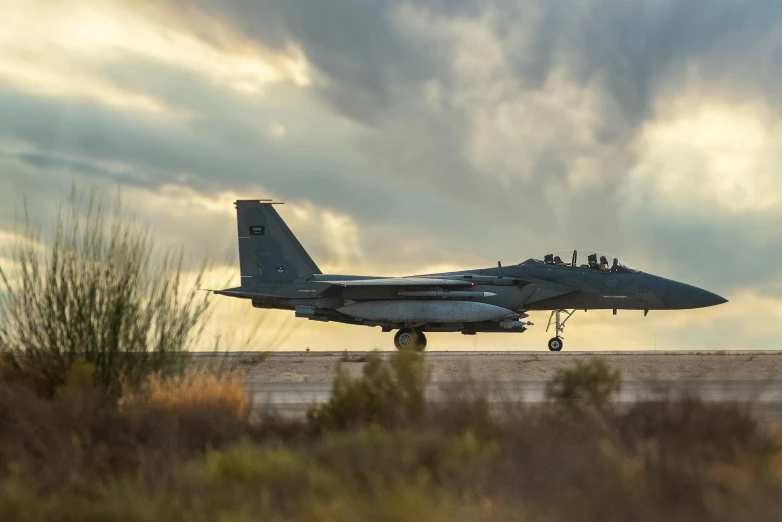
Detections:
1,0,781,351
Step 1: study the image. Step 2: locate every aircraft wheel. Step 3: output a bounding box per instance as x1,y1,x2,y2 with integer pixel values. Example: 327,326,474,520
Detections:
416,332,427,352
394,329,426,351
548,337,563,352
394,329,417,350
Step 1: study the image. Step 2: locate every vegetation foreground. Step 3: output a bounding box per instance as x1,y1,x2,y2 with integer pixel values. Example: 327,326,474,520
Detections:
1,194,780,520
0,354,779,522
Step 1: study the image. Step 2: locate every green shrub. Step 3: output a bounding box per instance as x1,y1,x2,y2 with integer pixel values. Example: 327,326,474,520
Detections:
307,351,427,432
545,358,621,414
0,362,781,522
0,192,211,395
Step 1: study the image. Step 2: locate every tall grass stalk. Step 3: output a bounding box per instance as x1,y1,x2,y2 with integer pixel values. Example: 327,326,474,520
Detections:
0,192,212,394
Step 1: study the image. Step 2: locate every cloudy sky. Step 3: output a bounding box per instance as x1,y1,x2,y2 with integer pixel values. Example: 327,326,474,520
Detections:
2,0,781,351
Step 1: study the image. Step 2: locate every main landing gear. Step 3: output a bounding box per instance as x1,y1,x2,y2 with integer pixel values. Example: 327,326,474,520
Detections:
394,328,427,351
546,309,575,352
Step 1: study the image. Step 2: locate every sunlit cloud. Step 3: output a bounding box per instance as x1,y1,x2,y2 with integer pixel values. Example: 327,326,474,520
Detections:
0,0,311,115
629,98,782,215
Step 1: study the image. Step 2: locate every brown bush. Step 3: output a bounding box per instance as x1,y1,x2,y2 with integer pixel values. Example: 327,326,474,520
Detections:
546,357,621,414
1,354,782,521
307,351,427,432
120,371,250,419
0,372,258,494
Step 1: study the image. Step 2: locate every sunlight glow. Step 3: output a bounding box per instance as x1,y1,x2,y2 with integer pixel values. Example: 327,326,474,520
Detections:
0,0,312,113
632,100,782,214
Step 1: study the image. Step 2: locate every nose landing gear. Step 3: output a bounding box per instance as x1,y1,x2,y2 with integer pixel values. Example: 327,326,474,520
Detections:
394,328,427,351
546,309,575,352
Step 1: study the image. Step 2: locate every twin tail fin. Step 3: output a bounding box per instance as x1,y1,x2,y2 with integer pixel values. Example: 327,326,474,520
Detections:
235,200,321,287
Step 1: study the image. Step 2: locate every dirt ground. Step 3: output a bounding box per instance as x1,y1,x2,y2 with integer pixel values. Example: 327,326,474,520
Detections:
236,352,782,383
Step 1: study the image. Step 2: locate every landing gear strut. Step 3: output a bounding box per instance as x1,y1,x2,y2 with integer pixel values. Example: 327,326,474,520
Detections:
394,329,427,351
546,309,575,352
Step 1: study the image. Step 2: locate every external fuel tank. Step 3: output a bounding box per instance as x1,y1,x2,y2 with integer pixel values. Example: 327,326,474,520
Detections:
337,300,517,323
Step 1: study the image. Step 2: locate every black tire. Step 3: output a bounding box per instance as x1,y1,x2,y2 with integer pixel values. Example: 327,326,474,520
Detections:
416,332,427,352
548,337,563,352
394,329,426,351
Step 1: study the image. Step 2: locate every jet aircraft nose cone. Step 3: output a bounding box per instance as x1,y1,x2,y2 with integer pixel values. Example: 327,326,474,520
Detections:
712,294,729,306
665,282,728,310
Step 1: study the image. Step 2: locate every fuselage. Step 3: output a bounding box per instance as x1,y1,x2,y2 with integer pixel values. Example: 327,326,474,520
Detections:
233,258,726,326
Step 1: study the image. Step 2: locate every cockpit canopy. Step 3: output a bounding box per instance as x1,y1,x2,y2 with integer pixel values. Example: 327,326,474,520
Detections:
528,250,639,273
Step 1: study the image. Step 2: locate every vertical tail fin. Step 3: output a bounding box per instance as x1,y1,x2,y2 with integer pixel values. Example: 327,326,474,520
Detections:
235,200,321,287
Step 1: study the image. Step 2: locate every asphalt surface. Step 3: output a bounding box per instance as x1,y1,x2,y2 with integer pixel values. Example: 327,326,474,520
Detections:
223,351,782,422
248,379,782,418
248,379,782,404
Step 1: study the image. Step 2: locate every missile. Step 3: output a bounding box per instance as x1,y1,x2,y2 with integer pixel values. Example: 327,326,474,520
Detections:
498,319,532,331
397,291,497,298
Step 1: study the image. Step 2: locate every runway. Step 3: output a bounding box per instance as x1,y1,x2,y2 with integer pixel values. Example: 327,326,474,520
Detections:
232,350,782,383
230,351,782,422
248,379,782,423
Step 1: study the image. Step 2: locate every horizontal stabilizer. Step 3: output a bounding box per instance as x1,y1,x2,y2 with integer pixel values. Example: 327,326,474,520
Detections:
213,287,259,299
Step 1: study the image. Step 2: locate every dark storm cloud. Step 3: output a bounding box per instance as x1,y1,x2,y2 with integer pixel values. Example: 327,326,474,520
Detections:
4,0,782,296
569,0,782,131
0,81,370,206
166,0,782,241
168,0,442,124
0,75,491,268
172,0,782,123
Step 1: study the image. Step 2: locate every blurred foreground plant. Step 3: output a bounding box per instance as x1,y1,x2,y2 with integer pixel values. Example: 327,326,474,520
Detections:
545,358,621,415
121,370,250,419
308,351,427,432
0,352,781,522
0,192,211,395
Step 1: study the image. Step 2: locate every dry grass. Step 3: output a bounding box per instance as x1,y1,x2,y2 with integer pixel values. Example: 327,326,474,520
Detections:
1,353,782,521
121,371,250,419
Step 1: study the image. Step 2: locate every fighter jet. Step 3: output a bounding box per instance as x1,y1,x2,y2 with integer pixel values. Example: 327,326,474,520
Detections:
216,200,728,351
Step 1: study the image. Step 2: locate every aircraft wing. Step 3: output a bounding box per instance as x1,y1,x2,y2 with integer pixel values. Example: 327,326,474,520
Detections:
319,277,474,287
